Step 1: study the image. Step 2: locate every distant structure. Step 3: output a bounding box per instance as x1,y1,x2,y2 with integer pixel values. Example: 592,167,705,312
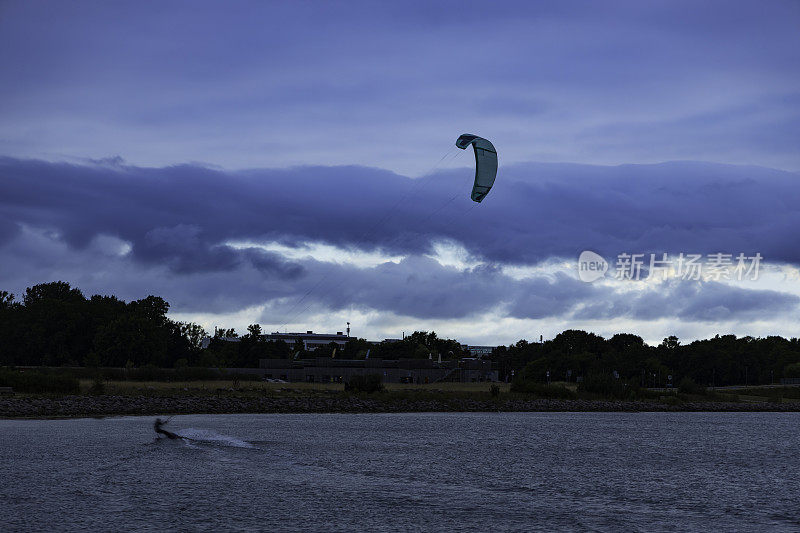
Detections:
262,331,350,351
204,327,500,383
463,345,496,357
200,330,351,350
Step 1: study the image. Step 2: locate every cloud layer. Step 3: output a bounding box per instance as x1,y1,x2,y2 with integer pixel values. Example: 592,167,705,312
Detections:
1,1,799,342
1,156,798,342
1,1,799,173
3,157,800,266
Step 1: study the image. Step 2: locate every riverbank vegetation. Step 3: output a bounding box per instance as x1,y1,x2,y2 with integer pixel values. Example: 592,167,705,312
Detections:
2,369,800,418
0,368,79,394
498,329,800,389
3,282,800,397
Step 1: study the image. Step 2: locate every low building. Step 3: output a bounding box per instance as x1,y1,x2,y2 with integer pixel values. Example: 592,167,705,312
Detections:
262,331,350,351
201,330,351,351
205,329,499,382
464,345,496,357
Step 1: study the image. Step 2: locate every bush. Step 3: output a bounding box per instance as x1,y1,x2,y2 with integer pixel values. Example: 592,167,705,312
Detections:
103,365,231,382
490,384,500,397
89,375,105,395
344,374,384,393
784,362,800,378
678,377,704,395
661,395,682,406
577,373,642,400
133,364,162,382
578,374,636,400
0,368,80,394
736,386,800,400
510,380,576,399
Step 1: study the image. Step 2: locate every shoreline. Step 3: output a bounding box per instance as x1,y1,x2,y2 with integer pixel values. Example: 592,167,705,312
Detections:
2,394,799,418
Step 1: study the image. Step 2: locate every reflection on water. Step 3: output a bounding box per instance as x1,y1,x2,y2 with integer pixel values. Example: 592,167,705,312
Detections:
2,412,799,532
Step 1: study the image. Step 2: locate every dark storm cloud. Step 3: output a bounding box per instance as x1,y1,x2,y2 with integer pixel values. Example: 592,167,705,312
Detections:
0,213,20,246
572,281,799,323
508,273,598,320
310,256,512,320
489,161,800,266
257,255,799,324
676,282,799,322
1,156,799,323
2,156,800,271
4,217,793,326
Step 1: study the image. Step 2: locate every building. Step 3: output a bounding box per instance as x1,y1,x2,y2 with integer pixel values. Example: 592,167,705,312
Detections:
463,345,496,357
204,328,499,383
262,331,350,351
201,330,351,351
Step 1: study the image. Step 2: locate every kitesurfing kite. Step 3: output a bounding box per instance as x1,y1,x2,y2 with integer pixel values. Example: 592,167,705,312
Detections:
455,134,498,202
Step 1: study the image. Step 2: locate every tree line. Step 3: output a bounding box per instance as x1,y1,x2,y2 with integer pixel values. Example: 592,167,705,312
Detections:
201,328,467,367
0,281,204,368
0,282,468,369
492,329,800,387
2,282,800,386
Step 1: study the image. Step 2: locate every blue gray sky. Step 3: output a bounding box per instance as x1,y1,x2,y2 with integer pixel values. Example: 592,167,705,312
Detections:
1,1,799,344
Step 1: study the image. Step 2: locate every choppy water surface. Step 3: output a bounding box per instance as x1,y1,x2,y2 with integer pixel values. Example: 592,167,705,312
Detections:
2,412,799,532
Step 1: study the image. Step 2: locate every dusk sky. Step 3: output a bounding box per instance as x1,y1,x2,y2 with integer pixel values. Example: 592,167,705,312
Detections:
1,0,799,345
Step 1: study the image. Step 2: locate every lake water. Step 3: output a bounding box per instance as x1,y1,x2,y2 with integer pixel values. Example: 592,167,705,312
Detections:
2,412,799,532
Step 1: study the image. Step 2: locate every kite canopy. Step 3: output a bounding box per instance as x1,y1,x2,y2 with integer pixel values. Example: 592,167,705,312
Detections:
456,134,497,203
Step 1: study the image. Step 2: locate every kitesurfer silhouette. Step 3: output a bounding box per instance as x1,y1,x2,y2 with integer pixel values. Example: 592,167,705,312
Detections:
154,418,180,440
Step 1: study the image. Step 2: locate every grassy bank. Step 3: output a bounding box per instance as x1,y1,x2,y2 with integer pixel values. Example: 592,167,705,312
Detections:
75,379,511,398
4,367,800,416
63,379,800,406
0,368,80,394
